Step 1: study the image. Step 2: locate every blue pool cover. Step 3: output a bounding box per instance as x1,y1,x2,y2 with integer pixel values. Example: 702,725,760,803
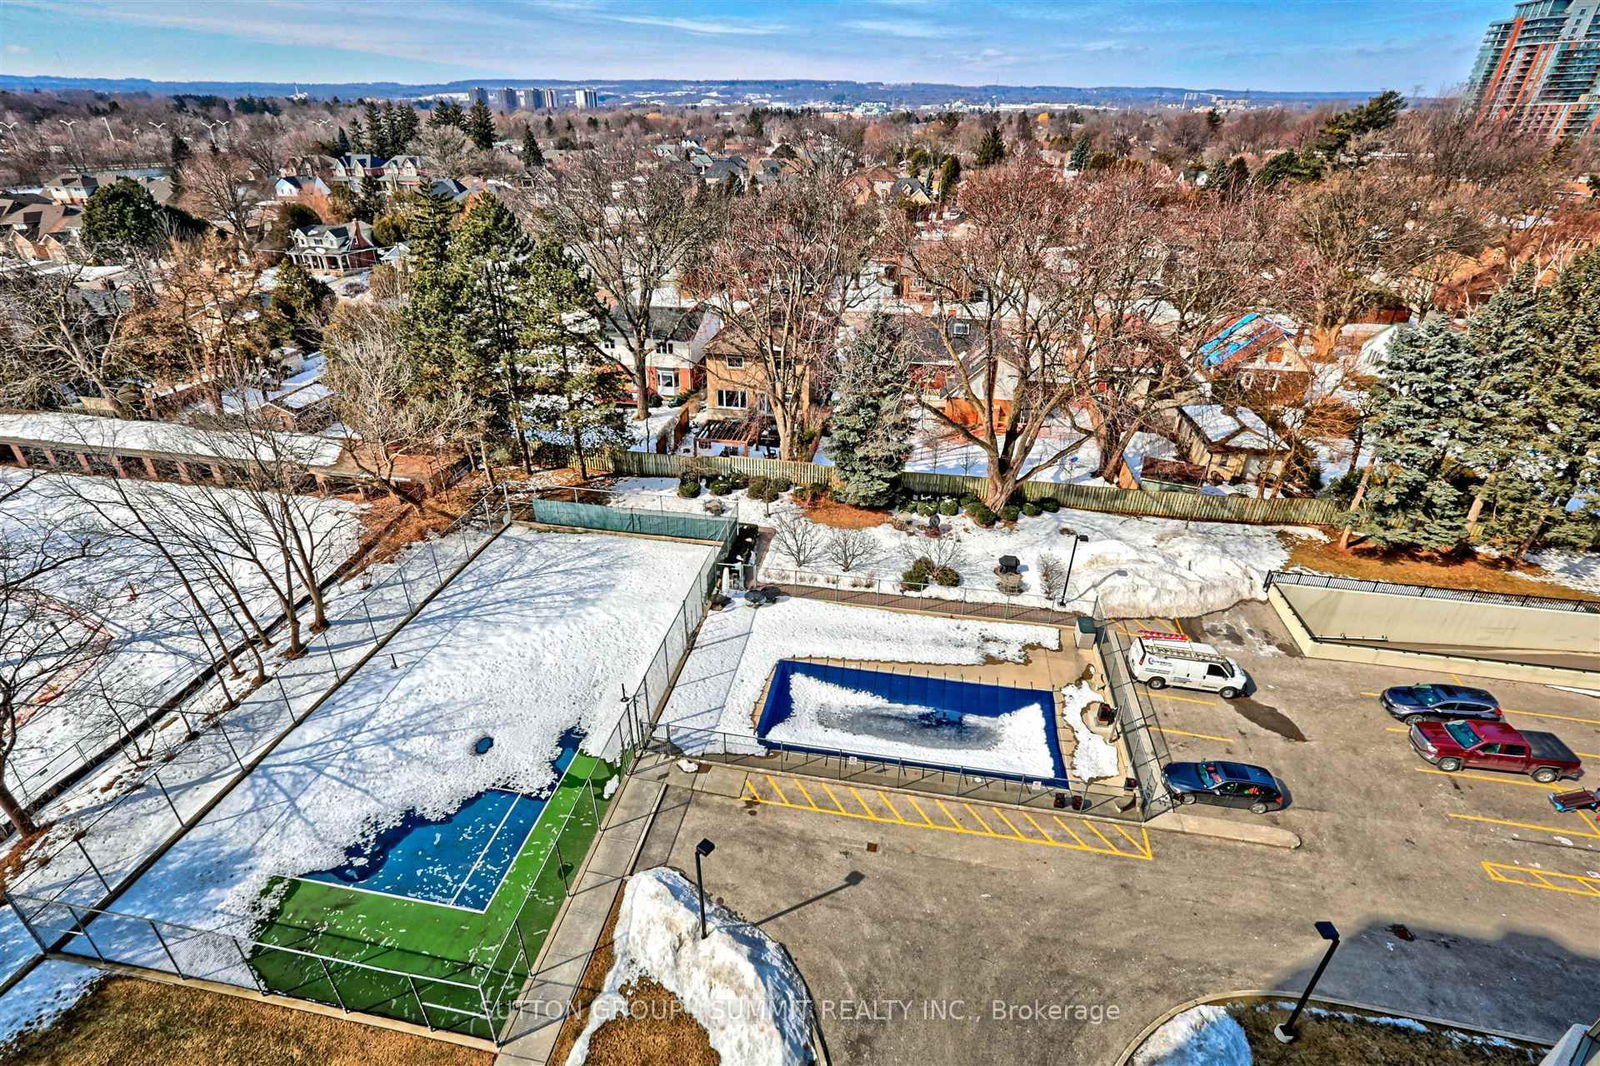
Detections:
303,730,580,910
756,660,1069,787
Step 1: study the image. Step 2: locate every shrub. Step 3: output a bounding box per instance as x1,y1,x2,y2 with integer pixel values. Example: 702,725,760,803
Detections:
677,477,701,499
726,471,750,490
747,476,779,503
959,493,979,509
968,504,997,528
1000,505,1021,523
932,565,961,587
901,556,934,589
793,484,825,504
707,478,732,496
1022,502,1042,518
938,498,960,516
1036,496,1060,513
771,476,794,494
916,501,938,517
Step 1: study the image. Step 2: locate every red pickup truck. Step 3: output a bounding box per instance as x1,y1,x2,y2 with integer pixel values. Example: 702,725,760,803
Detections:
1409,720,1583,783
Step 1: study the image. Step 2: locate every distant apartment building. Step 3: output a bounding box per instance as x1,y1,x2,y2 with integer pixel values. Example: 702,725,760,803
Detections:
471,86,489,105
517,88,558,110
1466,0,1600,141
497,87,518,111
573,88,600,109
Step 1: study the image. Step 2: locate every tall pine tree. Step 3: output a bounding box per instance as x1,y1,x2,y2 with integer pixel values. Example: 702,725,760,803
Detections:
465,99,496,150
829,313,915,507
974,126,1006,168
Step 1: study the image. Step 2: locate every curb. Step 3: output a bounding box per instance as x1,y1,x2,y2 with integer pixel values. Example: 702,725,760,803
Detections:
1114,988,1555,1066
1141,810,1303,849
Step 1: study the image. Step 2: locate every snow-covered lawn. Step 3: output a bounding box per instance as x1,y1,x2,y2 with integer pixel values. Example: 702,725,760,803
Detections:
94,527,713,963
1132,1004,1251,1066
603,476,1310,619
0,470,363,804
1527,549,1600,596
660,597,1058,756
566,866,814,1066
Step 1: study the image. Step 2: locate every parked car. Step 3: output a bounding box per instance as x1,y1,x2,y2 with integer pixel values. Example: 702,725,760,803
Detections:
1409,720,1582,784
1380,683,1502,724
1162,760,1284,814
1127,635,1248,699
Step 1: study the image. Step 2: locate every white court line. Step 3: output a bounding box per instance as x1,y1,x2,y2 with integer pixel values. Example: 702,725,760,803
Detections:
291,874,492,914
447,791,534,909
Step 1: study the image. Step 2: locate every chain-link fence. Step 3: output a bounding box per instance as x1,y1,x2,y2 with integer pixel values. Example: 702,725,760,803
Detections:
1097,621,1174,818
7,491,737,1044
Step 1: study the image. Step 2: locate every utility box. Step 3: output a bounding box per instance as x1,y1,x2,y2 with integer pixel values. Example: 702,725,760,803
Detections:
1074,616,1098,648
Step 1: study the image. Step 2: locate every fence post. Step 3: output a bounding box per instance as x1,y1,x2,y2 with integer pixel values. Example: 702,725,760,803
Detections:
364,600,379,644
429,540,444,584
217,720,246,772
3,889,49,953
235,938,268,993
152,770,182,823
77,838,111,894
408,975,434,1030
554,841,568,890
65,903,105,960
148,919,184,976
318,957,348,1012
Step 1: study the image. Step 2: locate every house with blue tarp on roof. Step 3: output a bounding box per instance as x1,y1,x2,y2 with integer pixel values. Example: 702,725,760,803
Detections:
1194,311,1312,400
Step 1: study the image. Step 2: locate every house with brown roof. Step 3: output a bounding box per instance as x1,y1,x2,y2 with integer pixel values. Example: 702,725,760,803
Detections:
286,222,380,273
600,304,722,406
1170,403,1289,483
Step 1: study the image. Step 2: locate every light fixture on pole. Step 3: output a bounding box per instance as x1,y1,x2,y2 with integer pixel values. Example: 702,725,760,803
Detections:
1057,533,1088,608
694,838,716,940
1274,921,1341,1044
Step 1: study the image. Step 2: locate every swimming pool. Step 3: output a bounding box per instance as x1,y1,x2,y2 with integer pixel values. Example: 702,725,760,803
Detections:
302,730,581,911
756,661,1068,786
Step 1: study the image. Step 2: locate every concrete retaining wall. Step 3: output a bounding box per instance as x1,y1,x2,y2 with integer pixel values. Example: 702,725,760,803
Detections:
1275,583,1600,654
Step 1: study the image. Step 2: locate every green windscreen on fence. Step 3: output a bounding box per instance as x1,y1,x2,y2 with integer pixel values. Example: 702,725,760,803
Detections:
527,498,735,542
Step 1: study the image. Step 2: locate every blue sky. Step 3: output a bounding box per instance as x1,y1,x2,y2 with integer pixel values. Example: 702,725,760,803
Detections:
0,0,1506,92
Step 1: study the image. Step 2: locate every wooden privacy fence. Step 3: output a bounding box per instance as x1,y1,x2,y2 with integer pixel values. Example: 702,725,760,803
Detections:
586,449,1348,527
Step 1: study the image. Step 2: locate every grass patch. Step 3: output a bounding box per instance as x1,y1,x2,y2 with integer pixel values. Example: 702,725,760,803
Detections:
0,974,490,1066
1285,537,1594,602
1232,1002,1542,1066
249,753,620,1039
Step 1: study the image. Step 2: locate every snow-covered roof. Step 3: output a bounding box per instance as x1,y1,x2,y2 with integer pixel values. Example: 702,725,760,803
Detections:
1179,404,1284,451
0,411,345,468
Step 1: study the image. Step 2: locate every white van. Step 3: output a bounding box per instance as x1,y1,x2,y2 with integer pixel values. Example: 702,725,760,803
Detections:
1126,634,1248,699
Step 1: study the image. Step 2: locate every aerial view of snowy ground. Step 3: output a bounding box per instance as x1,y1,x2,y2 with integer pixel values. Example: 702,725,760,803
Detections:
660,596,1059,754
0,469,363,803
86,526,713,971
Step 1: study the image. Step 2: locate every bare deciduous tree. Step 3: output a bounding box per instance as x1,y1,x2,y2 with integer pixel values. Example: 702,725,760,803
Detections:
180,150,261,257
824,527,879,573
770,515,826,570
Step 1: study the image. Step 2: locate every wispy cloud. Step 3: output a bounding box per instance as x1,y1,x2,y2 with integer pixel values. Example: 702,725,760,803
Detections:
601,13,785,36
842,19,955,39
4,44,31,55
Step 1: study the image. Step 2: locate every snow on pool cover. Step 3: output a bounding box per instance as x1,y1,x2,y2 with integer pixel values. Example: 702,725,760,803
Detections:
302,729,581,911
756,661,1068,786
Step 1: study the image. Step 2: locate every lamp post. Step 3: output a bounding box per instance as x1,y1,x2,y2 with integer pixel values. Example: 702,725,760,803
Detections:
1057,533,1089,608
694,838,715,940
1274,921,1341,1044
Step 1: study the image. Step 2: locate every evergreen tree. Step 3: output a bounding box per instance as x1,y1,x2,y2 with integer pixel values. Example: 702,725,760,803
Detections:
81,177,163,256
1068,134,1091,172
518,240,629,479
521,127,544,167
169,132,191,167
267,260,335,350
1014,111,1034,143
974,125,1005,168
1355,322,1477,551
362,100,382,154
544,116,555,135
465,99,496,150
336,126,351,154
829,313,915,507
1255,149,1322,187
430,99,465,129
937,155,961,200
1456,264,1541,541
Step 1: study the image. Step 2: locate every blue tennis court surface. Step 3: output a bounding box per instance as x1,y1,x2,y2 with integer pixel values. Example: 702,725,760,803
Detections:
304,734,579,910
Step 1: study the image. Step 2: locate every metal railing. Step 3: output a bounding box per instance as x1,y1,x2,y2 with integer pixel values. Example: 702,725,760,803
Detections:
1267,569,1600,614
1096,621,1174,818
754,566,1086,624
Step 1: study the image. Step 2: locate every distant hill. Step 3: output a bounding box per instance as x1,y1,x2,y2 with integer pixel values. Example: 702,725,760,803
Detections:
0,74,1372,109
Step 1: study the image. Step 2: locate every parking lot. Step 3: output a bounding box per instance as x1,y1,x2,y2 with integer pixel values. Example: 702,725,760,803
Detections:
625,599,1600,1065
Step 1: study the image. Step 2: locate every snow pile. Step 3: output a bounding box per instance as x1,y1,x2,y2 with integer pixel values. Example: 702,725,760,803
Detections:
1132,1005,1252,1066
768,672,1058,780
1527,549,1600,596
97,528,714,958
1061,682,1119,781
659,597,1059,752
566,866,813,1066
627,407,684,453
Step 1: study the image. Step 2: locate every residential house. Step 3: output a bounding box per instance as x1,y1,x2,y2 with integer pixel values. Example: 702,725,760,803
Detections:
274,174,332,201
43,173,101,205
843,165,899,204
602,305,722,405
330,154,385,184
260,380,336,432
380,155,429,194
889,176,933,207
286,221,380,273
1194,312,1312,400
1170,403,1289,483
0,194,83,261
282,154,339,181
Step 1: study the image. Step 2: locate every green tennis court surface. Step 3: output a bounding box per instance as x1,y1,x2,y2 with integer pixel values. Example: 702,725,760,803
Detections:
248,751,621,1038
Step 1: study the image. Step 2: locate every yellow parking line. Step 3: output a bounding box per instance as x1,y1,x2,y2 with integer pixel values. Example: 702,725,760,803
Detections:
1450,673,1464,684
1111,823,1146,850
1361,692,1381,697
1050,815,1092,848
1505,708,1600,726
1082,820,1121,851
1415,768,1564,790
1482,861,1600,899
902,795,938,827
1160,727,1234,742
819,782,851,815
1172,618,1187,638
1152,693,1220,707
743,774,1152,859
1448,811,1600,840
1574,751,1600,760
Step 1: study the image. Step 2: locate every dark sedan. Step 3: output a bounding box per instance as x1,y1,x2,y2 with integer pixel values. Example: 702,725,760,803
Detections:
1380,683,1502,724
1162,760,1284,814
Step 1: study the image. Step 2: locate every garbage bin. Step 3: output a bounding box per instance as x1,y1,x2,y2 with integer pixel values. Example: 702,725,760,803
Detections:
1074,615,1098,649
